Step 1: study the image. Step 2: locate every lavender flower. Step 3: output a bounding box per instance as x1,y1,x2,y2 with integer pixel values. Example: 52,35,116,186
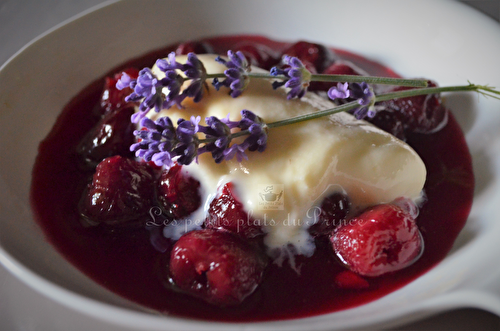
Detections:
153,53,190,110
223,144,248,162
131,110,267,168
180,53,208,103
327,82,376,120
117,68,167,123
155,52,184,72
349,82,376,119
116,71,135,90
224,110,268,162
327,82,350,100
270,56,312,99
212,50,251,98
118,53,211,123
239,109,268,152
174,117,201,165
130,116,200,168
198,116,233,163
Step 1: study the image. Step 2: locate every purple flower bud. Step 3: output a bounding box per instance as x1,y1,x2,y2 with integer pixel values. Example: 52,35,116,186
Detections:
181,53,208,103
212,50,250,98
350,82,373,106
270,56,312,99
125,68,167,123
224,144,248,162
328,82,350,100
156,52,184,72
199,116,232,163
131,109,267,169
349,82,376,119
116,72,135,90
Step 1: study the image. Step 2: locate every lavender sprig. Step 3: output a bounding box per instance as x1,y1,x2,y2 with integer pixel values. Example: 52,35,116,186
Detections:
212,50,251,98
117,51,428,122
181,53,209,102
118,51,500,168
270,56,312,99
117,52,209,123
131,83,499,168
133,110,268,168
130,116,200,168
329,82,376,119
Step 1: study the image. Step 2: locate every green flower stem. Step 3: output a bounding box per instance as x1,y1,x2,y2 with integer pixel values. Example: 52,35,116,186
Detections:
198,83,499,145
237,84,498,137
376,84,476,102
266,102,359,129
309,74,427,87
205,73,428,87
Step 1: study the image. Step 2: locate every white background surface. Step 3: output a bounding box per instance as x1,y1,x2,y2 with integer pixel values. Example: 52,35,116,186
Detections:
0,0,500,330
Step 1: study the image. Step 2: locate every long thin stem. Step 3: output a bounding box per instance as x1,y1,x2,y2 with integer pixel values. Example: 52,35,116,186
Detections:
198,83,497,145
205,73,428,87
224,84,495,140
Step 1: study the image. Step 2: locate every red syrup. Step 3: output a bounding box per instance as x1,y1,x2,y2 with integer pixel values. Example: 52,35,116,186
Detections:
30,35,474,322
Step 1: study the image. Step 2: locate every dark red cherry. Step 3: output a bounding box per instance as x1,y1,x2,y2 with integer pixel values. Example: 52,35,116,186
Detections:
281,41,336,73
79,156,156,227
367,109,406,141
175,41,214,55
169,229,268,306
331,203,422,277
371,80,448,134
77,106,136,167
206,182,263,239
309,192,351,236
157,165,201,219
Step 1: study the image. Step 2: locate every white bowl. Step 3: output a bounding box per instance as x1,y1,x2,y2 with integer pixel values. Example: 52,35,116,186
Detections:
1,0,500,330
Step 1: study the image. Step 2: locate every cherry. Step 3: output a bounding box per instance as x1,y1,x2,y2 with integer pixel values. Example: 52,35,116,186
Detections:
79,156,156,227
331,203,422,277
232,42,280,70
175,41,214,55
369,80,448,135
366,109,406,141
308,192,350,236
281,41,336,73
76,106,136,167
169,229,268,306
100,68,139,114
157,165,201,219
206,182,263,239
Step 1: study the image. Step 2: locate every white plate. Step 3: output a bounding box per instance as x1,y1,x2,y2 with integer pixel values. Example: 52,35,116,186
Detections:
1,0,500,330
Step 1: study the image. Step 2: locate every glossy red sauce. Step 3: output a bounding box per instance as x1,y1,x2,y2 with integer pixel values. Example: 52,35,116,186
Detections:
30,35,474,321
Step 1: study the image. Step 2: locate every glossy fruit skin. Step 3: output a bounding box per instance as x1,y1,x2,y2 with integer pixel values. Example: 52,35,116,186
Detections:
175,41,214,55
369,80,448,138
100,68,139,114
79,156,156,227
331,203,422,277
205,182,263,239
281,41,337,73
308,192,351,236
77,106,136,167
169,229,268,306
366,109,406,141
157,165,201,220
